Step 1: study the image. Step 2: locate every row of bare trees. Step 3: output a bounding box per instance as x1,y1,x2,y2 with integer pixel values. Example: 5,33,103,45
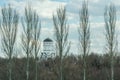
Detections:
0,1,118,80
0,5,41,80
78,1,118,80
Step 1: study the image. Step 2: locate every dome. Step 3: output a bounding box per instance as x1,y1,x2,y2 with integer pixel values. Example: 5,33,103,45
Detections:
43,38,53,42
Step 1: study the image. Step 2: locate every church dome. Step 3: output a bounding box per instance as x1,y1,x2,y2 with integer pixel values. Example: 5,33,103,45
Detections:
43,38,53,42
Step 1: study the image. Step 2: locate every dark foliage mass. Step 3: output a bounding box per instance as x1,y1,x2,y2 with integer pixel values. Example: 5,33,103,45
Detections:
0,53,120,80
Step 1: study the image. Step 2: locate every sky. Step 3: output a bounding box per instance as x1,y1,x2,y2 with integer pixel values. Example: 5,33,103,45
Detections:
0,0,120,56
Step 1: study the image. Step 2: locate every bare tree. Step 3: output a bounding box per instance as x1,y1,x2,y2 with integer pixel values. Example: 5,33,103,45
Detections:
32,12,41,80
0,5,19,80
78,1,90,80
104,4,117,80
53,7,71,80
21,5,35,80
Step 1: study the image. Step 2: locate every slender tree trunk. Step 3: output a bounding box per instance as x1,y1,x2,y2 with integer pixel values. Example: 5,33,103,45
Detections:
35,47,38,80
60,54,63,80
111,52,114,80
83,58,86,80
26,53,30,80
9,56,12,80
35,58,38,80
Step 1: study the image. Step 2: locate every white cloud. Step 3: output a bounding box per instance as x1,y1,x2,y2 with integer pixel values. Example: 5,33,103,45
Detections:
32,0,66,19
4,0,66,19
90,22,104,28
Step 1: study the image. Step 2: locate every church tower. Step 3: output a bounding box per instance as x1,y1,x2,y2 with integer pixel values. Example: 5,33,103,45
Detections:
42,38,55,59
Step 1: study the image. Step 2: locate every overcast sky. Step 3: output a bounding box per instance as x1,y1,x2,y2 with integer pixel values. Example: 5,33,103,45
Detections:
0,0,120,55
